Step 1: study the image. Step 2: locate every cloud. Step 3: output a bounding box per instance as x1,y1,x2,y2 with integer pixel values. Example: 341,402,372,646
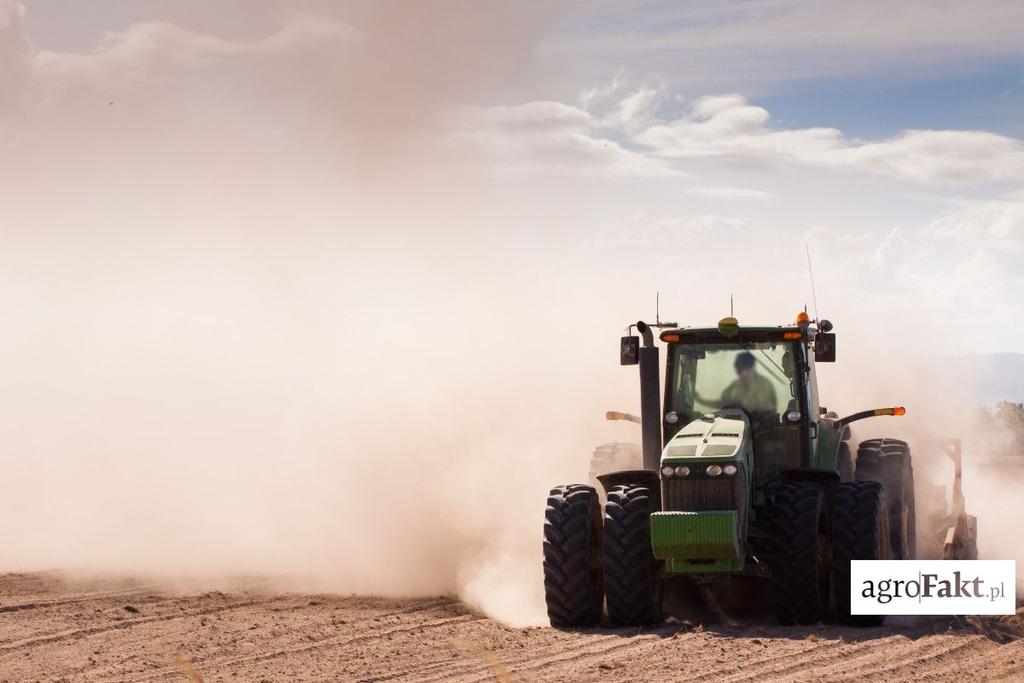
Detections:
579,190,1023,353
632,94,1024,184
578,68,627,110
1,1,565,171
3,3,353,87
34,13,354,77
901,199,1024,335
0,7,357,145
808,195,1024,342
452,100,682,178
604,85,662,133
830,130,1024,184
449,82,1023,192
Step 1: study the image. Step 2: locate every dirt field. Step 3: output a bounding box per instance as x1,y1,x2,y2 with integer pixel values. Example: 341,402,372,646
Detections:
2,572,1022,682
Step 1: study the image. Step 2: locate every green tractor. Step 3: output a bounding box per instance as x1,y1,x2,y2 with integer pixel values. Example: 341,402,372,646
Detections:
542,314,918,627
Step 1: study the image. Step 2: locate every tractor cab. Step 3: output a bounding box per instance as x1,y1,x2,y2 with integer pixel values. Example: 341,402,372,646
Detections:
659,318,824,483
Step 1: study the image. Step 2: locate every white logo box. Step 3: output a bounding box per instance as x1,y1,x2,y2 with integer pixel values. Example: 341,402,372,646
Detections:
850,560,1017,615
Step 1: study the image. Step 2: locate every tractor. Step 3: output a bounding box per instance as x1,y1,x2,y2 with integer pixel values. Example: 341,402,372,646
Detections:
542,313,920,627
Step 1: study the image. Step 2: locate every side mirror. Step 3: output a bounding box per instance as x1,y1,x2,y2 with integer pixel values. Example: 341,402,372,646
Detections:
815,332,836,363
620,336,640,365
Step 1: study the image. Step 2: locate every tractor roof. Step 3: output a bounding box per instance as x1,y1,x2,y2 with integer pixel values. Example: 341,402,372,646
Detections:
659,321,807,344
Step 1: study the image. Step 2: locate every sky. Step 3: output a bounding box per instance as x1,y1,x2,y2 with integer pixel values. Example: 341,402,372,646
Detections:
0,0,1022,623
12,0,1012,353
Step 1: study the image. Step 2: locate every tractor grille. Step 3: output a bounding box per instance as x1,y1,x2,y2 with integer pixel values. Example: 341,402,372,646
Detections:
662,466,747,530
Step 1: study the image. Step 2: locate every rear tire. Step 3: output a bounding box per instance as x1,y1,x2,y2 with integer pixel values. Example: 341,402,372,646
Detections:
603,484,662,626
543,485,604,628
832,481,886,626
856,438,915,560
770,483,829,625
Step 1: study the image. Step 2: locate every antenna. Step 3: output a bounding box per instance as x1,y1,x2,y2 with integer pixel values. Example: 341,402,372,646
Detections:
730,293,734,317
805,243,820,321
651,291,677,328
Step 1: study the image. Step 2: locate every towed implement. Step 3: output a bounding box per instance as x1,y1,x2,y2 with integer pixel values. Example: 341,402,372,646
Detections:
543,313,924,627
919,438,978,561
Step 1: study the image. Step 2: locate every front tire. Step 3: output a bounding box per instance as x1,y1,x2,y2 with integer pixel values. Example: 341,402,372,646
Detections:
603,485,662,626
770,483,829,625
832,481,886,626
543,485,604,627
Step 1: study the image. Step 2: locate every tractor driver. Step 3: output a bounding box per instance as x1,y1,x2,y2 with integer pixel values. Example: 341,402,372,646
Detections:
697,351,778,415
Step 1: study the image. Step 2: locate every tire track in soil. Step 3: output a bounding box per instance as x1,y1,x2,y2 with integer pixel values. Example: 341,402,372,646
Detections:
190,615,480,676
0,598,267,657
408,626,695,683
949,639,1024,680
824,636,995,682
776,635,989,682
685,633,905,683
486,630,700,683
0,572,77,593
124,598,465,682
0,587,158,614
692,634,884,683
369,632,627,682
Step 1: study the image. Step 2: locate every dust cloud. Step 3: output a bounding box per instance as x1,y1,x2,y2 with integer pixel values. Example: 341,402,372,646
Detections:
0,1,1019,629
0,0,609,627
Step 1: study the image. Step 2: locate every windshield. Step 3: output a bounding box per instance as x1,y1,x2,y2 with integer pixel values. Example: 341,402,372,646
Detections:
667,341,798,426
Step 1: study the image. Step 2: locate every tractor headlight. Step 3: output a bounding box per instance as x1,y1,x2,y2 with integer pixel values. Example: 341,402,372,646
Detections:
674,465,690,477
723,464,738,476
786,410,802,423
660,465,675,478
706,464,723,477
664,411,679,424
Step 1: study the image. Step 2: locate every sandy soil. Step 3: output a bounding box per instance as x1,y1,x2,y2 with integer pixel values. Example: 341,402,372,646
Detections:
1,572,1022,682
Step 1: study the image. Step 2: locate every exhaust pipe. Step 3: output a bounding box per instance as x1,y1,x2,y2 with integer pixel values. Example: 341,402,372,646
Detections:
636,321,662,472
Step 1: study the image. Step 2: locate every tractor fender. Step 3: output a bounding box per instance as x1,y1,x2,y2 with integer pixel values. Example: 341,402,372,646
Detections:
596,469,661,508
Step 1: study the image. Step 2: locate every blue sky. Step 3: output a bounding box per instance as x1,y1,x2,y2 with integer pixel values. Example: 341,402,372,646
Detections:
756,62,1024,139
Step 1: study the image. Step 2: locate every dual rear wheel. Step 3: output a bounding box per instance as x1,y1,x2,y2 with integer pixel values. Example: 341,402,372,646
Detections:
770,439,915,625
769,480,888,625
855,438,916,560
603,485,662,626
543,484,661,628
542,485,604,628
769,483,830,624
